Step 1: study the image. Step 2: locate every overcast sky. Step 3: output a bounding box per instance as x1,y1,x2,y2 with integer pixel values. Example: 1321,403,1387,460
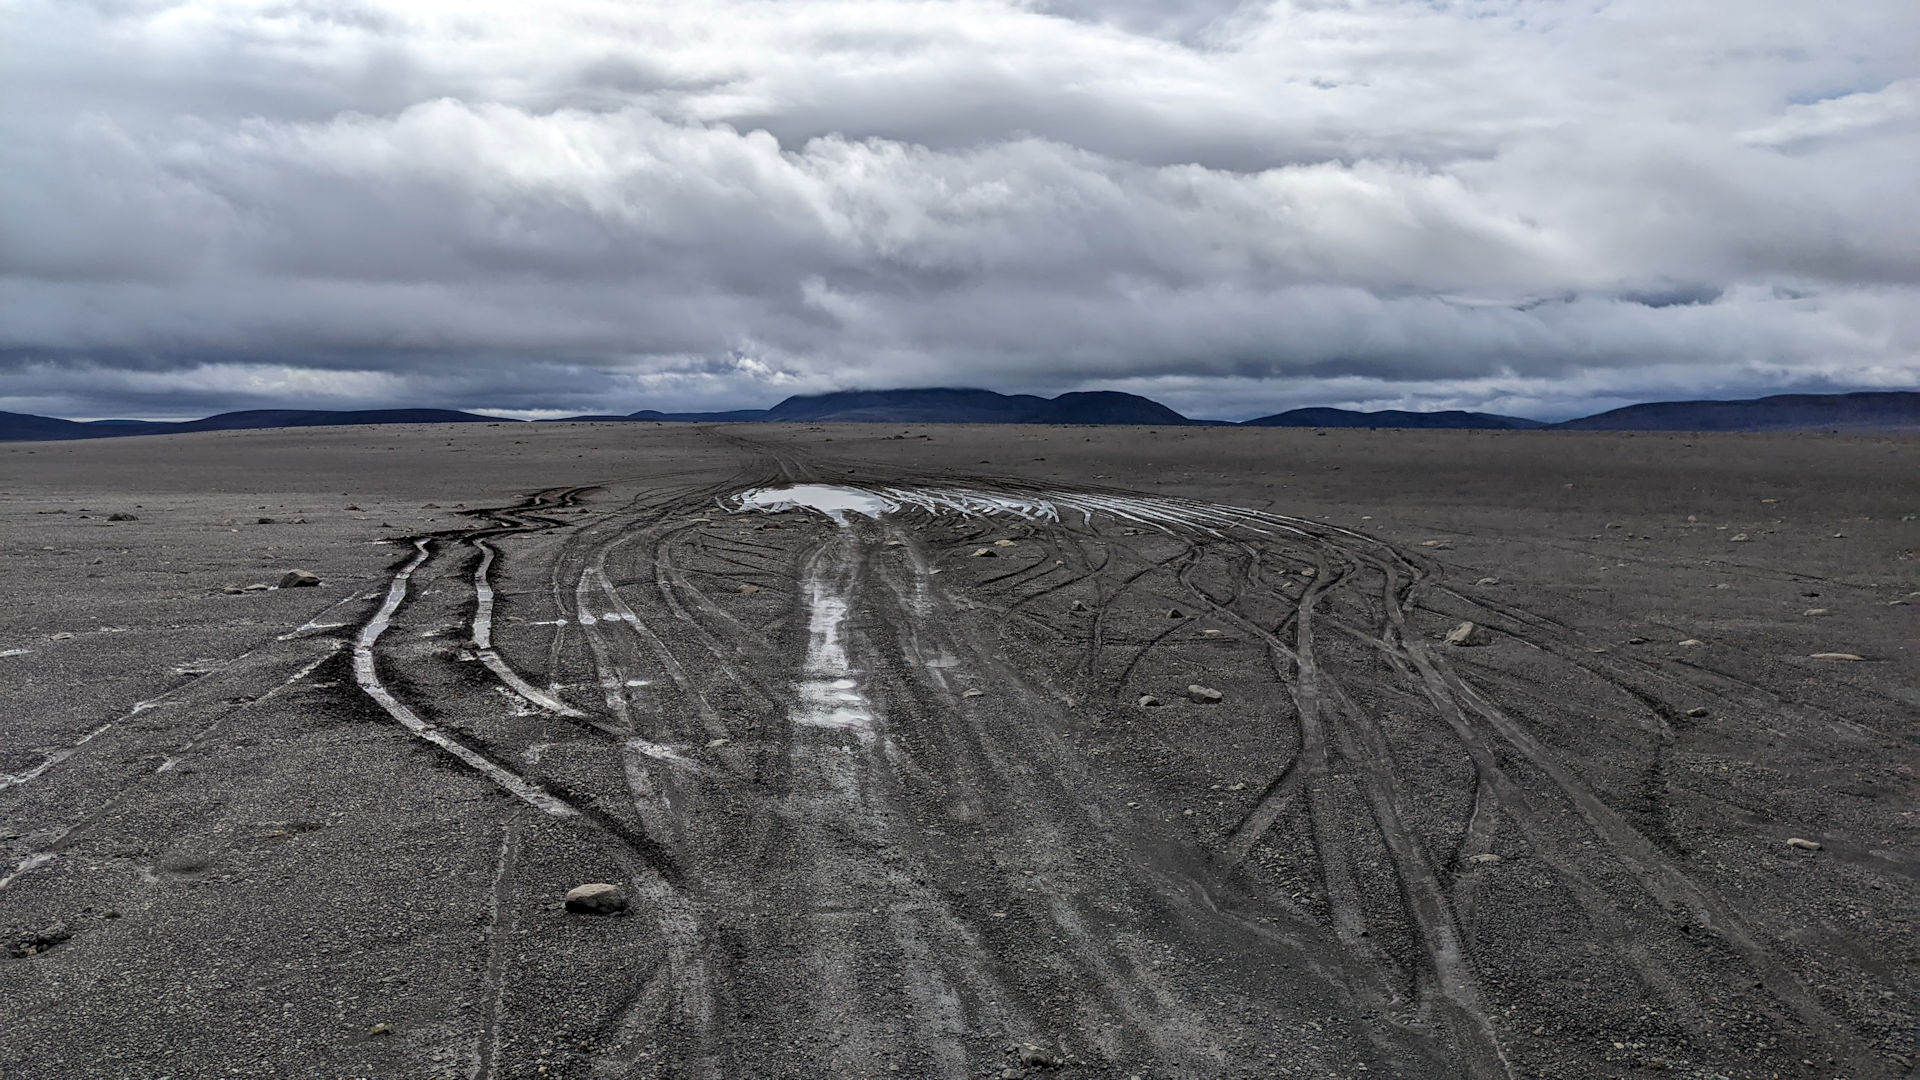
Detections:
3,0,1916,421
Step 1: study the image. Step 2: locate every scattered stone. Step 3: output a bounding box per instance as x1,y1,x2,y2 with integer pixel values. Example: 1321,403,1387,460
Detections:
106,512,137,521
1444,621,1493,647
1068,599,1088,612
1137,694,1162,708
1785,838,1823,851
1801,608,1828,616
737,583,761,595
1728,533,1750,542
368,1023,393,1036
1684,706,1709,718
1677,639,1704,647
8,922,72,958
970,548,998,558
1626,636,1648,645
279,570,321,588
1186,684,1223,704
961,688,985,699
1201,628,1225,637
1420,538,1451,549
1468,853,1502,866
993,539,1017,547
1166,608,1185,619
563,882,628,915
1475,577,1500,586
1298,567,1316,578
1809,652,1864,662
1016,1043,1063,1069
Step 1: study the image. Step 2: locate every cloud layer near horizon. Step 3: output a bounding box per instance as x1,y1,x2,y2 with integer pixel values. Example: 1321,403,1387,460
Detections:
3,0,1917,421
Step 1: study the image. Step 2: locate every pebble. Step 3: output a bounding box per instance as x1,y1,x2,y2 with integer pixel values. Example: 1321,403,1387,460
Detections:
279,570,321,588
737,583,761,595
1677,639,1703,647
993,539,1017,547
1186,684,1223,704
961,688,984,699
1069,599,1088,612
1801,608,1828,616
1475,577,1500,586
970,548,998,558
1166,608,1185,619
1444,621,1493,647
1684,707,1709,718
1785,838,1823,851
1728,533,1749,542
1420,538,1451,549
1626,636,1648,645
563,883,628,915
1137,694,1162,708
1809,652,1864,662
369,1023,393,1036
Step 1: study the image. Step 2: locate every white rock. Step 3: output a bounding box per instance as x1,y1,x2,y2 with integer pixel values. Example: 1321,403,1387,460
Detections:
1186,684,1223,704
1445,621,1493,647
1785,837,1823,851
564,883,628,915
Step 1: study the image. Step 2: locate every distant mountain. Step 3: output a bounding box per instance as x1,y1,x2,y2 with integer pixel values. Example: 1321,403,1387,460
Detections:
1551,391,1920,432
752,387,1203,425
6,389,1917,442
1241,407,1548,430
625,408,773,422
0,407,509,442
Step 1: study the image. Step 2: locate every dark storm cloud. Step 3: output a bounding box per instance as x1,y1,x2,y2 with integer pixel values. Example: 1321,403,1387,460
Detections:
2,0,1917,421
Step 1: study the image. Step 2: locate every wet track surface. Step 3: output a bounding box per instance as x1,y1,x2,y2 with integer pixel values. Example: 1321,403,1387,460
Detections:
3,427,1914,1078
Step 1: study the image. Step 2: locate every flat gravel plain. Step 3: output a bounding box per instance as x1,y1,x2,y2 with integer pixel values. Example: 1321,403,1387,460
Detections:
1,422,1914,1079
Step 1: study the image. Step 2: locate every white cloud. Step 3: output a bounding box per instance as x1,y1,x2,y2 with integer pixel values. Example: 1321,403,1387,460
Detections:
3,0,1917,420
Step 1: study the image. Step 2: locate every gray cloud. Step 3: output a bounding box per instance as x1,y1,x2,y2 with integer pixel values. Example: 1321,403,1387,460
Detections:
3,0,1917,421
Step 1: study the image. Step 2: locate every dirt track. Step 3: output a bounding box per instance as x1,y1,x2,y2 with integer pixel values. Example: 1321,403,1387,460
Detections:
2,422,1915,1078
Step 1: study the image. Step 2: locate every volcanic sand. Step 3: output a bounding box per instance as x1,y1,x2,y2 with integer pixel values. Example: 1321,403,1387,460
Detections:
1,422,1914,1078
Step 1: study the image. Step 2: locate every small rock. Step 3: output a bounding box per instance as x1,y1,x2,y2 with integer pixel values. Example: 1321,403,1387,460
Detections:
970,548,998,558
368,1023,393,1036
1166,608,1184,619
1785,837,1822,851
564,882,628,915
279,570,321,588
8,922,73,958
706,738,731,749
1684,706,1709,718
256,517,277,524
1298,567,1316,578
738,583,761,595
1201,629,1225,637
1728,533,1749,542
961,688,985,699
1069,599,1088,612
1801,608,1828,616
343,504,361,511
1626,636,1648,645
1419,538,1451,549
1444,621,1493,647
107,512,138,521
1475,577,1500,586
1677,639,1703,647
993,539,1016,547
1016,1043,1063,1069
1468,853,1502,865
1186,684,1223,704
1137,694,1162,708
1809,652,1864,661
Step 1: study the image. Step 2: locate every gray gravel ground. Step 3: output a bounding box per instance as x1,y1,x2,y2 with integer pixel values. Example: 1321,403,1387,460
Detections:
1,422,1914,1079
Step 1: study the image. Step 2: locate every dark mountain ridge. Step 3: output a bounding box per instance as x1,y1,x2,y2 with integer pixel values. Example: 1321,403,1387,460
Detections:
5,389,1915,442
